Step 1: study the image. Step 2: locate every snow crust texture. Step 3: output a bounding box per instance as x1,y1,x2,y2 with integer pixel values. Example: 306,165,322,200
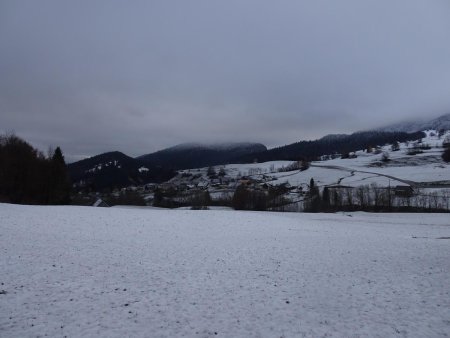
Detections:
1,204,449,337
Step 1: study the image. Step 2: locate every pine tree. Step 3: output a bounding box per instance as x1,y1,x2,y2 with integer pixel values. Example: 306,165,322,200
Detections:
322,187,331,211
153,187,164,207
391,141,400,151
232,184,249,210
207,166,217,178
305,178,320,212
48,147,71,204
442,147,450,162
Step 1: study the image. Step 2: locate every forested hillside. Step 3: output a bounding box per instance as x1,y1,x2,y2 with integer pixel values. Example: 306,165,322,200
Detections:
239,131,425,162
68,151,175,191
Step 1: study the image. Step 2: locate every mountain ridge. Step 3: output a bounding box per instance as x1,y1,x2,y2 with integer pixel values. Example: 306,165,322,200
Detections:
138,142,267,170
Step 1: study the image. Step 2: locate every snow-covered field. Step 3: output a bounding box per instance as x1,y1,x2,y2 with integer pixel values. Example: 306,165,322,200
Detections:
1,204,450,337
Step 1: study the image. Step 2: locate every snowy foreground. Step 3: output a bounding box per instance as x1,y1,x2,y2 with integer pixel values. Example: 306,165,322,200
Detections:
1,204,449,338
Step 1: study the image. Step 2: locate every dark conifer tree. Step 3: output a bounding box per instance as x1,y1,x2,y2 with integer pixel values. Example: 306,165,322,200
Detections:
305,178,321,212
322,187,331,212
232,184,249,210
442,147,450,162
48,147,71,204
153,187,164,207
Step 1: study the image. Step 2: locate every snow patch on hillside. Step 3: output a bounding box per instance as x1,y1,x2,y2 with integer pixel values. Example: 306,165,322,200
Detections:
86,160,122,173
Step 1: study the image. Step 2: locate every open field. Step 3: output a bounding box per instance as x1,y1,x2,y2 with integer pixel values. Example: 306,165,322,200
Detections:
1,204,449,337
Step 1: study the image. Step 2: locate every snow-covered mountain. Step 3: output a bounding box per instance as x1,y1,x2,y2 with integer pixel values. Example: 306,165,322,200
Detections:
379,113,450,132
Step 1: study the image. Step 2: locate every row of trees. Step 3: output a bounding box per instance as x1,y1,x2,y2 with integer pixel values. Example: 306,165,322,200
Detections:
277,160,310,172
147,178,450,213
232,184,290,211
305,180,450,212
152,187,214,209
0,134,71,204
151,183,291,211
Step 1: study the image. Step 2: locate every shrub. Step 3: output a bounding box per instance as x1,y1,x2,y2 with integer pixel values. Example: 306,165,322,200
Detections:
391,141,400,151
232,185,267,211
108,191,146,206
381,152,390,162
443,136,450,148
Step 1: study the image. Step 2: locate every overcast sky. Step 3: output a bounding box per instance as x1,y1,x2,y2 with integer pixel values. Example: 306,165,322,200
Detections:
1,0,450,162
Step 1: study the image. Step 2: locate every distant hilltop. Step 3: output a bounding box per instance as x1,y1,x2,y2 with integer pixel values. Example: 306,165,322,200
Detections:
137,142,267,170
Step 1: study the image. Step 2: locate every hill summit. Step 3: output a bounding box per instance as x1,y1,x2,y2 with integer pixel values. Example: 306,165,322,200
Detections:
138,142,267,170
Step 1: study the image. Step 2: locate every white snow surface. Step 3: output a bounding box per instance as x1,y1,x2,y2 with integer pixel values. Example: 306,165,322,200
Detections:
1,204,450,337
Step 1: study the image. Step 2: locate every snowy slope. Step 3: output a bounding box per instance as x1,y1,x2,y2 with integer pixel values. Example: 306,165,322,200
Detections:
177,130,450,190
1,204,450,337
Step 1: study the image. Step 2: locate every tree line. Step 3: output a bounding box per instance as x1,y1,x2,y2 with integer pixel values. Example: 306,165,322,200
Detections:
227,178,450,213
0,133,71,204
304,179,450,213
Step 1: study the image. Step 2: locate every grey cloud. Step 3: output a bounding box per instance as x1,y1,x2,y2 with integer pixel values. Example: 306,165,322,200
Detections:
1,0,450,162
